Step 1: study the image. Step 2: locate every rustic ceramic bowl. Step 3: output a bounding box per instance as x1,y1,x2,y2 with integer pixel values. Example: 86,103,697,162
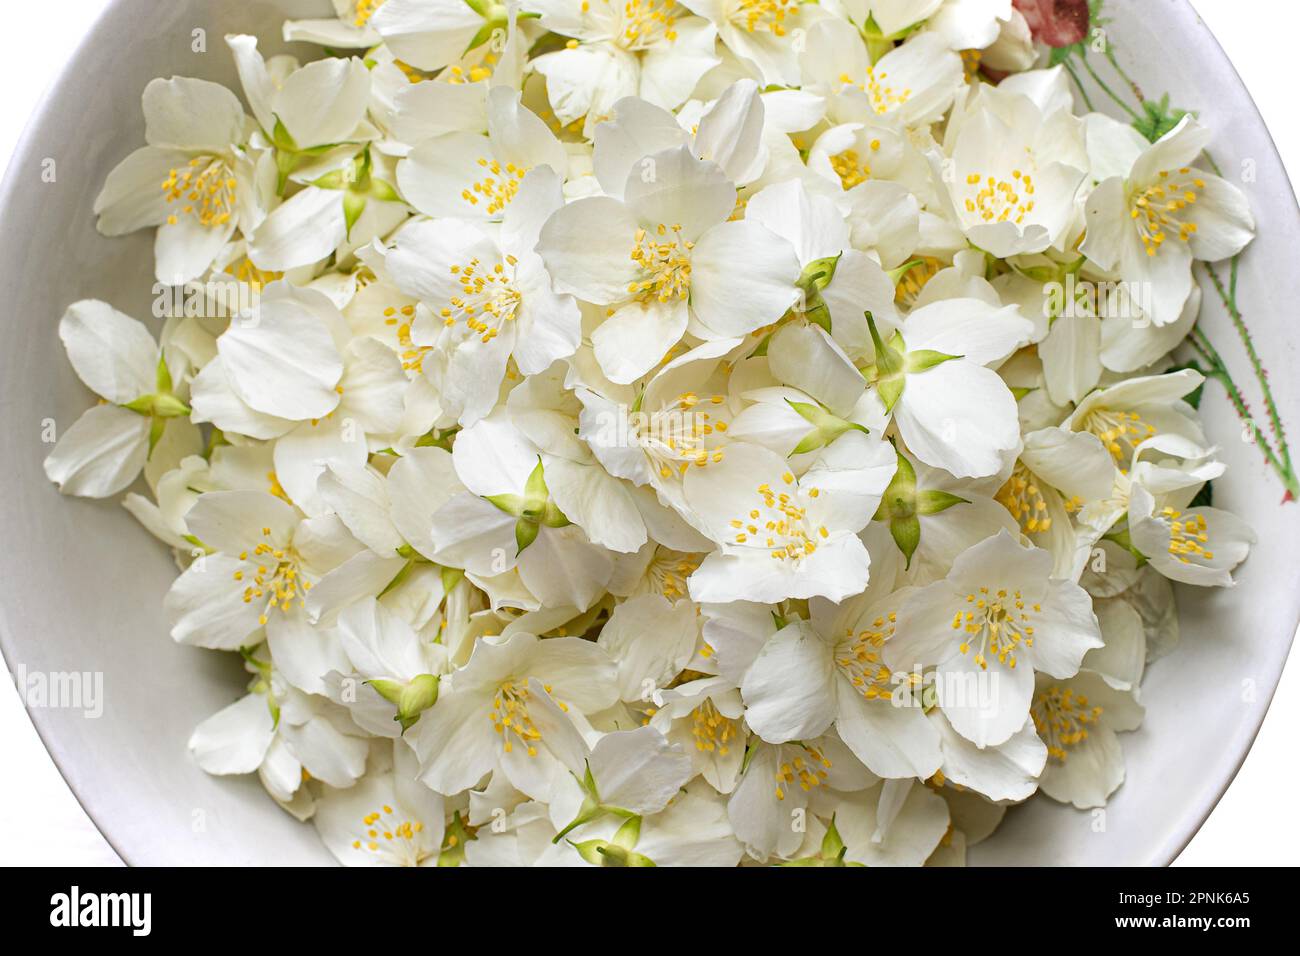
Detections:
1,0,1296,865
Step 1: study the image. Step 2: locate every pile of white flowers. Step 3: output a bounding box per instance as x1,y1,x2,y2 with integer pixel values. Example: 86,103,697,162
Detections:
45,0,1259,866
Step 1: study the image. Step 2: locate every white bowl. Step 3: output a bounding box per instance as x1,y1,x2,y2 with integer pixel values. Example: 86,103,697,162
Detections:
1,0,1297,866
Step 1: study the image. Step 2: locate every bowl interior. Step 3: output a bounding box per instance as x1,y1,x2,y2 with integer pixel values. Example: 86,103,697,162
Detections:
1,0,1297,865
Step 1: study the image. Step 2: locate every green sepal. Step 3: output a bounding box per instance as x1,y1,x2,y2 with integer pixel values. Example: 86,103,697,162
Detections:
271,116,299,152
486,493,527,516
368,679,404,707
515,517,540,554
155,353,174,394
397,674,440,728
123,392,191,418
865,311,908,412
889,514,921,569
887,258,926,286
367,177,402,203
873,443,917,521
147,416,167,455
342,190,368,239
437,812,473,867
440,566,466,593
905,349,962,373
787,400,868,455
915,490,970,516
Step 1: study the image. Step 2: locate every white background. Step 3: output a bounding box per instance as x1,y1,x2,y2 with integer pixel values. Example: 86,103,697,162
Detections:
0,0,1295,867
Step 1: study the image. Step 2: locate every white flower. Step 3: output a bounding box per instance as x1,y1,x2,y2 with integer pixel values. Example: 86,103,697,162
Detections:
284,0,386,49
738,578,944,779
941,76,1088,257
398,86,567,220
727,734,874,860
867,298,1033,479
164,490,373,694
1082,116,1255,327
531,0,721,136
314,740,448,866
802,20,964,128
188,656,369,815
94,76,269,285
429,413,617,610
1128,484,1255,587
409,631,619,796
682,435,896,603
678,0,822,87
45,301,196,499
887,529,1103,748
1031,670,1144,809
538,144,800,384
385,167,581,426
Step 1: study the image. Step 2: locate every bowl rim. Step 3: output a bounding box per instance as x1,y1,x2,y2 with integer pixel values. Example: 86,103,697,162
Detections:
1,0,1296,867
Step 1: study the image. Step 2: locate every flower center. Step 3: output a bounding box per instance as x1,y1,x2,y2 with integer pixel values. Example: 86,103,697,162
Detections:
440,256,523,345
645,548,703,600
962,170,1037,225
628,224,694,304
639,392,728,478
829,144,878,189
1130,168,1203,257
162,156,237,229
491,680,563,756
234,527,310,626
354,0,385,28
1081,407,1156,467
691,699,737,755
835,615,898,702
895,256,943,307
233,257,283,291
607,0,681,49
997,464,1053,534
838,69,913,114
461,158,529,215
1161,507,1214,564
351,804,434,866
734,0,796,35
950,587,1041,670
727,473,828,562
774,744,831,801
380,303,429,371
1031,685,1102,762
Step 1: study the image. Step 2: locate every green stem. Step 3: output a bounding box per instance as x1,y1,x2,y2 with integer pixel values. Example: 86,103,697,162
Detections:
1061,58,1096,112
1202,260,1294,472
1102,44,1145,104
1187,326,1298,498
1080,52,1141,120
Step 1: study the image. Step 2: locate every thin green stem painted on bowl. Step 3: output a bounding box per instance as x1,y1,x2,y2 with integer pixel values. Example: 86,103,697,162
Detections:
1055,1,1298,501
